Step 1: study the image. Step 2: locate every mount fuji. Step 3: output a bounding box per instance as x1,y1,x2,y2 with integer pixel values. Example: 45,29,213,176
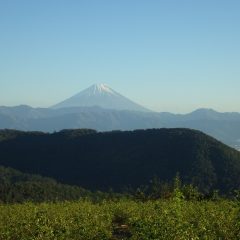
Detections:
52,84,150,112
1,84,240,150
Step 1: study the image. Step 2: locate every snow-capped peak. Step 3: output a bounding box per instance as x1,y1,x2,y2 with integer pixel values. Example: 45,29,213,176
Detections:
91,83,115,95
52,83,150,112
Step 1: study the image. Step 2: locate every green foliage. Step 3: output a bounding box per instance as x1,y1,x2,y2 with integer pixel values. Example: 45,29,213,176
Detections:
181,184,202,200
0,199,239,240
234,190,240,201
0,166,94,203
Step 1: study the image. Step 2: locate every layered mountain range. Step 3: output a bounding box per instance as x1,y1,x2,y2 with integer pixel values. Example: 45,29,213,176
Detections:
0,84,240,149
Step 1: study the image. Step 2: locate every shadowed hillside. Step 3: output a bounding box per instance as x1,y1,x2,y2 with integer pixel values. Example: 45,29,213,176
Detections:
0,128,240,194
0,165,93,203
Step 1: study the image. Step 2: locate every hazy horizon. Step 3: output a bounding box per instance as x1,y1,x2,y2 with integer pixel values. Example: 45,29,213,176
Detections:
0,82,239,114
0,1,239,113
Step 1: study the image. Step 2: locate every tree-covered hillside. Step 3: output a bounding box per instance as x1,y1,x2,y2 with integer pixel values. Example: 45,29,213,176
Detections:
0,165,93,203
0,128,240,194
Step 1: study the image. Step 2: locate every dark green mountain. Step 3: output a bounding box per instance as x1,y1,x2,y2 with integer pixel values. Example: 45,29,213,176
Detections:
0,165,92,203
0,128,240,194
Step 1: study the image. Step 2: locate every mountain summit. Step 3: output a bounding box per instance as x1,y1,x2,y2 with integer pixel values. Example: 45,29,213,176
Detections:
52,84,150,112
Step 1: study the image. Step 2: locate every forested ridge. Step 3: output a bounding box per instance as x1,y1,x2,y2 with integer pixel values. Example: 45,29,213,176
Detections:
0,165,95,203
0,128,240,195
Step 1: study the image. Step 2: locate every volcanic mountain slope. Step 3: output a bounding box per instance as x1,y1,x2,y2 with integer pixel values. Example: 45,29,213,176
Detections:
52,83,150,112
0,128,240,194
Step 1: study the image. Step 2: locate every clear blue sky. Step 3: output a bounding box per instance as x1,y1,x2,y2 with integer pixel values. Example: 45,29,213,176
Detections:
0,0,239,113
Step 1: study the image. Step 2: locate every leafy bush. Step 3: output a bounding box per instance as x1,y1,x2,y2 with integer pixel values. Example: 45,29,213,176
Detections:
0,199,239,240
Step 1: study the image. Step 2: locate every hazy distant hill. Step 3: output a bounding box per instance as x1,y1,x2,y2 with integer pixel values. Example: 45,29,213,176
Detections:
0,128,240,194
0,105,240,149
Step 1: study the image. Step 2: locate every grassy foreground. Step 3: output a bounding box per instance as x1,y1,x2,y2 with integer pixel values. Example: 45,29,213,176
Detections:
0,198,240,240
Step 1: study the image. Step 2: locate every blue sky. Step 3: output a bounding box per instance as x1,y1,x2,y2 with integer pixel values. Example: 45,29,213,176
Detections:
0,0,239,113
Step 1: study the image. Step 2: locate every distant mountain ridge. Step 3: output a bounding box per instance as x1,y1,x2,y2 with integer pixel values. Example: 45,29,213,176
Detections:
0,84,240,149
0,105,240,149
52,84,150,112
